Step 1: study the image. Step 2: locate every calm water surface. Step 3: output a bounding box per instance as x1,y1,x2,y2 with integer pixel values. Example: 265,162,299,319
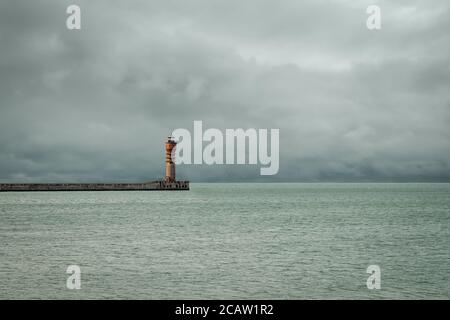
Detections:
0,183,449,299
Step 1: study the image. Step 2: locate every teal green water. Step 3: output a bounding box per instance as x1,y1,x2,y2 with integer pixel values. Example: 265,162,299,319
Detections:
0,183,449,299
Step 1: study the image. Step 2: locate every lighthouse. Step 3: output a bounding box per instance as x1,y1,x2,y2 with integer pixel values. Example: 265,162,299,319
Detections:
165,136,177,182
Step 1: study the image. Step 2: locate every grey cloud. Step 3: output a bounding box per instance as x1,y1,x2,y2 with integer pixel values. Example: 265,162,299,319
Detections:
0,0,449,182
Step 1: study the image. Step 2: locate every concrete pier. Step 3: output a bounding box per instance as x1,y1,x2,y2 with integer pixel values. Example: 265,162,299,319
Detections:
0,181,189,192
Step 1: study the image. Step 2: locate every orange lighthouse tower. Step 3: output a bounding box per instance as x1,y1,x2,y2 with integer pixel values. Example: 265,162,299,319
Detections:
165,136,177,182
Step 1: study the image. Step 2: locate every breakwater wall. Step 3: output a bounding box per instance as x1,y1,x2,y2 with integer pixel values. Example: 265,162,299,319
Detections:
0,181,189,192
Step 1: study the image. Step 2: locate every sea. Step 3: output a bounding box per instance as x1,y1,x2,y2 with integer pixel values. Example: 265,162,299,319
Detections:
0,183,449,299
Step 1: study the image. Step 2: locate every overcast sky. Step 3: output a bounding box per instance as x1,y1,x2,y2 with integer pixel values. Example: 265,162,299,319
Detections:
0,0,449,182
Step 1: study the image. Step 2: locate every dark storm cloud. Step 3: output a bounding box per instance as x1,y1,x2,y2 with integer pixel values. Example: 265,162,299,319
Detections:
0,0,449,182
